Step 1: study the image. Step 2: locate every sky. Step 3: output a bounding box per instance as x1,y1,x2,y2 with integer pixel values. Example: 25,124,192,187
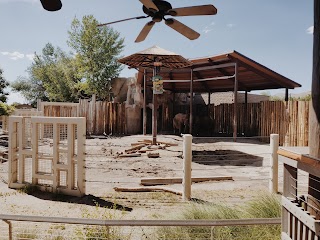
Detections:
0,0,314,104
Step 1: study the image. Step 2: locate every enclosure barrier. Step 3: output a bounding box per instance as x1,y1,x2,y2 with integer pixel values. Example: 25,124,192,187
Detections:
37,100,310,147
0,214,281,240
279,147,320,240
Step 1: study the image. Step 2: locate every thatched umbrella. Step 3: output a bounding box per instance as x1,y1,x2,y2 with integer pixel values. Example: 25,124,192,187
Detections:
119,45,192,144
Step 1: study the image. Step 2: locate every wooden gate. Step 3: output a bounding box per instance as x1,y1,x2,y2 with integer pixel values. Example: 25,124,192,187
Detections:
8,116,86,197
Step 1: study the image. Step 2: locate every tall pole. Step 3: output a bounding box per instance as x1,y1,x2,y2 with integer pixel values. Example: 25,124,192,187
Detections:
143,69,147,135
233,62,238,142
189,69,194,134
152,66,159,145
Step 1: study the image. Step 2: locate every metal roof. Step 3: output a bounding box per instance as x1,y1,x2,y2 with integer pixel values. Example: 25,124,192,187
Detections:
136,50,301,93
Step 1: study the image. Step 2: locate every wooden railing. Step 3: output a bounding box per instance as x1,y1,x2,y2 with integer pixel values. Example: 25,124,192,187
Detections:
278,147,320,239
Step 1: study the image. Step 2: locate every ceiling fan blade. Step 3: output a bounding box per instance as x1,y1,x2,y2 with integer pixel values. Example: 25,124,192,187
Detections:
139,0,159,11
135,21,155,43
40,0,62,11
98,16,148,27
168,5,217,17
165,18,200,40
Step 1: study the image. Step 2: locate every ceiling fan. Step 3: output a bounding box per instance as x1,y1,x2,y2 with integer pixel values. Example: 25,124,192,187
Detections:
97,0,217,43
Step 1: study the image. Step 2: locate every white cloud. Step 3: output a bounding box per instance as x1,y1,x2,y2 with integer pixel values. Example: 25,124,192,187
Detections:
203,26,212,34
307,26,314,34
227,23,235,28
1,51,34,61
202,22,215,34
26,53,35,61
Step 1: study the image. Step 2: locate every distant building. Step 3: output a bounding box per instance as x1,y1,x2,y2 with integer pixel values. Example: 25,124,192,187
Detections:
201,92,270,106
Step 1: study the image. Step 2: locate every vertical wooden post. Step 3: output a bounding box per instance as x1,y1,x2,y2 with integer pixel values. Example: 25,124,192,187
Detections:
52,123,58,190
31,119,38,185
183,134,192,201
282,163,297,234
8,117,18,186
208,92,211,115
172,92,176,123
309,0,320,158
189,69,193,134
18,118,24,183
308,0,320,220
91,94,96,135
244,91,248,136
37,99,41,111
269,134,279,193
233,62,238,142
152,67,158,145
77,117,86,196
285,88,289,102
143,69,147,135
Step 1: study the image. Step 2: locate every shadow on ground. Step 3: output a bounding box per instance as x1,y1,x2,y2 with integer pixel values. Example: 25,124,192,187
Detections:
192,149,263,167
28,191,133,211
192,137,268,145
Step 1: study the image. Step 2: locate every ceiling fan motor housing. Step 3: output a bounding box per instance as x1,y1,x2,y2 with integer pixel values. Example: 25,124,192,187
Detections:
143,0,173,22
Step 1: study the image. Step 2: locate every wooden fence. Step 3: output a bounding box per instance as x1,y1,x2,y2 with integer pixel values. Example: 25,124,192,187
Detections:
41,100,126,135
40,100,310,146
164,101,309,146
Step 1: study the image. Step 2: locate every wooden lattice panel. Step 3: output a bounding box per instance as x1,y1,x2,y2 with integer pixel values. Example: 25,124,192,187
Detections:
8,116,86,197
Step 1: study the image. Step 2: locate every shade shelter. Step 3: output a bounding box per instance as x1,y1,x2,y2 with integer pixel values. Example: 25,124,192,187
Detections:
119,45,192,144
137,50,301,140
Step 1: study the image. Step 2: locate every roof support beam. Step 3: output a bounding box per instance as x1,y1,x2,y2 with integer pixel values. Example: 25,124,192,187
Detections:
227,55,290,88
208,59,249,91
193,62,236,72
192,70,209,92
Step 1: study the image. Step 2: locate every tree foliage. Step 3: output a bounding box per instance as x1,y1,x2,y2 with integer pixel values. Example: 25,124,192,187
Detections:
12,15,125,104
0,102,15,116
11,43,82,104
68,15,125,100
0,67,9,102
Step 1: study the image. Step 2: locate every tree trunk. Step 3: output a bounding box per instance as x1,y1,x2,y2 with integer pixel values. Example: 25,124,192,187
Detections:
309,1,320,158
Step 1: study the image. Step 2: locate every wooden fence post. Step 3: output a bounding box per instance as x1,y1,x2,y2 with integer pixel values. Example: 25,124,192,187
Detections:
183,134,192,201
269,134,279,193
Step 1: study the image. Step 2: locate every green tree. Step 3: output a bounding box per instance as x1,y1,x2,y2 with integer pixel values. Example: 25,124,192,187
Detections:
0,67,9,102
68,15,125,100
11,43,82,104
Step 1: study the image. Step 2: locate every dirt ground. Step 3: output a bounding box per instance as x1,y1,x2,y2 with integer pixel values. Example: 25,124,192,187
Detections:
0,134,277,220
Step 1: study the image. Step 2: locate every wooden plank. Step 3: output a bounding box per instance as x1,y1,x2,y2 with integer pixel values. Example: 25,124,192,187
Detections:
0,214,281,227
125,144,146,153
118,153,141,158
140,176,233,186
114,186,182,196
